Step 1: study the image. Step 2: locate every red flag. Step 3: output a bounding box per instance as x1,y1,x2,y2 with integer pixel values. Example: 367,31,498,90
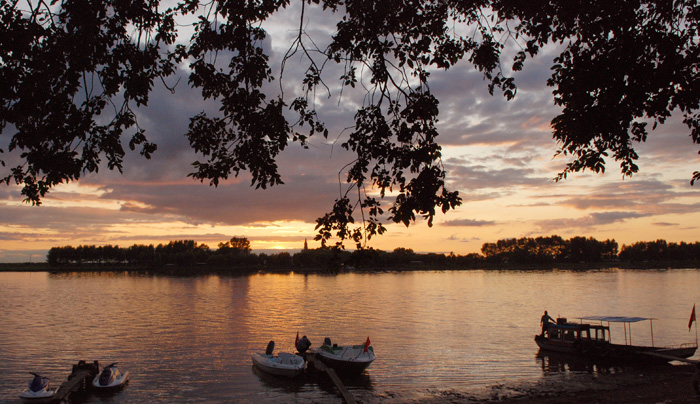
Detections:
295,331,299,349
363,336,371,352
689,305,696,331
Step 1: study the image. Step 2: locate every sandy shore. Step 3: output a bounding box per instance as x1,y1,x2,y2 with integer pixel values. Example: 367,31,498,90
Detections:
405,364,699,404
492,363,699,404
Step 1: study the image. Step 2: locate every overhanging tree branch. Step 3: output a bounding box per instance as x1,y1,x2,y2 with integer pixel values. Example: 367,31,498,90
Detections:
1,0,698,247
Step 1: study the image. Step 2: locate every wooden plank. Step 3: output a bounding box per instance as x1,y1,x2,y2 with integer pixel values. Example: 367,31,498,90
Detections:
305,353,357,404
53,369,91,402
52,361,99,403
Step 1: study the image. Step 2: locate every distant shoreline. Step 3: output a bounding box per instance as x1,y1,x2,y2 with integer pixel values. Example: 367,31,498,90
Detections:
1,261,699,274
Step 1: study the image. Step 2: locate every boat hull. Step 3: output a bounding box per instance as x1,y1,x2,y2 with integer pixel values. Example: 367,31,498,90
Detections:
315,345,375,375
535,335,697,364
92,371,130,389
251,352,305,378
18,389,56,403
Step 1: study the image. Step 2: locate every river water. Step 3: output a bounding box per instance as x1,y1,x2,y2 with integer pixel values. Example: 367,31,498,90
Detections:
1,269,698,403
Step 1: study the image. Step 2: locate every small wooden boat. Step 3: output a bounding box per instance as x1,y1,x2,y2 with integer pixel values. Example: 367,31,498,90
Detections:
251,341,305,378
535,315,697,364
315,337,375,375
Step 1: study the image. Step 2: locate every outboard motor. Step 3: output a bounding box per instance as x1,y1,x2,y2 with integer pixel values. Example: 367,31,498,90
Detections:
99,365,116,386
265,340,275,355
28,373,48,392
323,337,332,346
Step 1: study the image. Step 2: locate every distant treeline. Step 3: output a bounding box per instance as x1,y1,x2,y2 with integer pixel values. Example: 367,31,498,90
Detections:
44,236,700,273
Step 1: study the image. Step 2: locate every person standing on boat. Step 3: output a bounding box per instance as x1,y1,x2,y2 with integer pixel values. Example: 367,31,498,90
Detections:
540,311,555,336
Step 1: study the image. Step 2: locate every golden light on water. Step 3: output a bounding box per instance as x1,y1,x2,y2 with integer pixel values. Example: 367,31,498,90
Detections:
2,270,699,401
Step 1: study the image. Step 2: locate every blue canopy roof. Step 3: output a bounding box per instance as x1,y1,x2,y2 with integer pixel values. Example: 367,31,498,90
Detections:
579,316,653,323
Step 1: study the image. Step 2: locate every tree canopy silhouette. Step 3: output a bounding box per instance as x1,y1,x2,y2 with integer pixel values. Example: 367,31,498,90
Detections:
2,0,698,248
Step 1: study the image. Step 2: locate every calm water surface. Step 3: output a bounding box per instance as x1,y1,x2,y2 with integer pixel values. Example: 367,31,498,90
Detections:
1,269,699,403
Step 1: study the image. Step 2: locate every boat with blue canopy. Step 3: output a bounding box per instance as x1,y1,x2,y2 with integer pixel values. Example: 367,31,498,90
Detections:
535,314,697,364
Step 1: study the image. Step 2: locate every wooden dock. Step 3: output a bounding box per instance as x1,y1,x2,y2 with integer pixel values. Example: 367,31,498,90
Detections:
50,361,99,403
304,352,357,404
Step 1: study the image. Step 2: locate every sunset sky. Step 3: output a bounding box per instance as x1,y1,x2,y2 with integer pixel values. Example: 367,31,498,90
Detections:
1,5,699,263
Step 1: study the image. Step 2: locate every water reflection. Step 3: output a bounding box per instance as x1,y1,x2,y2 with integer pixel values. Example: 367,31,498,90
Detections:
313,370,374,396
1,269,699,403
251,365,307,393
536,350,624,375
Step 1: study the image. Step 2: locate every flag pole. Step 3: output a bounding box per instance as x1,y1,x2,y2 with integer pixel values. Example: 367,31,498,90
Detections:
694,303,698,347
689,303,698,347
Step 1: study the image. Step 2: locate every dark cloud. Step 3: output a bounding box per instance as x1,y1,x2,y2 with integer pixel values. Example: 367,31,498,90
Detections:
102,170,338,226
446,234,483,243
588,211,650,224
442,219,496,227
653,222,677,227
632,116,700,173
0,232,43,241
0,205,167,245
445,159,552,196
554,179,697,215
431,44,562,150
534,211,650,233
